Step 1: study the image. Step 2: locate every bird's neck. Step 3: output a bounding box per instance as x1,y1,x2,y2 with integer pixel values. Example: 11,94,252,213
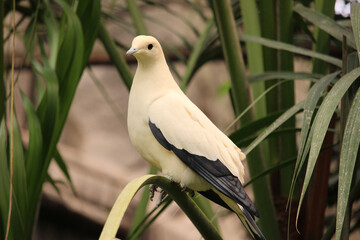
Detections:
134,59,180,92
137,56,167,70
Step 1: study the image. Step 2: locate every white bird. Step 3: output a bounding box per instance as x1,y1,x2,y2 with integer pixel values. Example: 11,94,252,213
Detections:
126,35,265,240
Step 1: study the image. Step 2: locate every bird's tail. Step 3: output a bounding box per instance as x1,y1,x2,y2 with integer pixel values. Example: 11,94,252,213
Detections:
210,189,266,240
239,207,266,240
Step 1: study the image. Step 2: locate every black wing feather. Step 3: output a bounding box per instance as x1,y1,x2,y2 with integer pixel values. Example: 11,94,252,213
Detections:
149,119,259,218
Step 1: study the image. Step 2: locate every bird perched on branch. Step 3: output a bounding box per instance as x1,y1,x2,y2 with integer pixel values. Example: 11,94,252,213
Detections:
126,35,265,240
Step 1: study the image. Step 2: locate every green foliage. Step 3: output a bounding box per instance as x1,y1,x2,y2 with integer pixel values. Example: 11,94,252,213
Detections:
99,1,360,240
0,1,100,239
99,175,221,240
3,0,360,239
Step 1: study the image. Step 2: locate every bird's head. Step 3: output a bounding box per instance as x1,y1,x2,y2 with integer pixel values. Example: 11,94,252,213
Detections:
126,35,164,65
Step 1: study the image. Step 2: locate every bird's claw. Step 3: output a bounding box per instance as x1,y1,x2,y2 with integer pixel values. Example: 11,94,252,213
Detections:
156,189,167,207
181,186,195,197
149,184,158,202
149,184,167,207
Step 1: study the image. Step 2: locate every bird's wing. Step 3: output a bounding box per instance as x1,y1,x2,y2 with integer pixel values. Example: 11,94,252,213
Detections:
148,91,259,217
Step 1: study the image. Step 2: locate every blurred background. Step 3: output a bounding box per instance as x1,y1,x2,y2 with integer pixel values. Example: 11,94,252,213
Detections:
1,0,360,240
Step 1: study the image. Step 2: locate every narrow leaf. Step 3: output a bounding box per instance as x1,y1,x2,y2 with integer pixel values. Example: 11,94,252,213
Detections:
297,68,360,222
289,71,340,203
245,101,305,155
76,0,101,69
98,23,133,90
336,87,360,239
0,119,10,237
11,117,28,223
239,34,342,68
294,3,356,49
21,91,44,215
99,175,221,240
0,119,24,240
351,3,360,62
181,18,214,90
248,72,323,83
230,111,283,143
54,150,75,194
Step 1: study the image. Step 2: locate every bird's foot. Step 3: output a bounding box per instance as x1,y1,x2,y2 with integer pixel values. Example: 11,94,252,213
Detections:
156,189,167,207
163,174,174,181
149,184,158,202
181,186,195,197
149,184,167,207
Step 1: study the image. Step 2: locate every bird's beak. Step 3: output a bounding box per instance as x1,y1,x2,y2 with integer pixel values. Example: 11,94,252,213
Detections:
126,47,139,56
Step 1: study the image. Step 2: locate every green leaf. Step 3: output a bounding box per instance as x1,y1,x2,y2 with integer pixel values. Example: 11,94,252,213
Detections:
30,56,60,234
0,119,24,240
245,101,305,155
0,119,10,238
289,71,339,204
99,175,221,240
21,91,43,203
225,80,288,133
294,3,356,49
230,111,283,143
23,12,39,59
239,34,342,68
248,71,323,83
336,87,360,239
54,150,75,195
98,23,133,90
56,0,85,131
126,0,148,35
297,68,360,222
181,18,214,90
11,117,28,224
128,197,173,240
43,0,60,68
33,52,59,152
46,174,62,197
127,166,157,240
76,0,101,69
245,157,297,188
235,127,301,148
351,3,360,62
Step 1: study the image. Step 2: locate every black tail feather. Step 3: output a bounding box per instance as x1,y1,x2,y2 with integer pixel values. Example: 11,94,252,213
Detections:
242,208,266,240
199,190,265,240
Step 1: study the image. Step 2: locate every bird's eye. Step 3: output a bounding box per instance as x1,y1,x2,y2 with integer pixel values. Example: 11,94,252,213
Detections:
148,44,153,50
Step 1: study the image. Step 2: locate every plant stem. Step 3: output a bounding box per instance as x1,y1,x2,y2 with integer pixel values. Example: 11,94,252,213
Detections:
278,0,296,196
210,0,281,238
312,0,336,74
239,0,266,118
98,22,133,90
126,0,148,35
181,17,213,91
0,0,5,120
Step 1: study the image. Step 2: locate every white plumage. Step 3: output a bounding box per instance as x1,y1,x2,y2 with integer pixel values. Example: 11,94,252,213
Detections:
126,35,265,240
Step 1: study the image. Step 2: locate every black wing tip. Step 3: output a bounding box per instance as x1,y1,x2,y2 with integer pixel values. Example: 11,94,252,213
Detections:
200,190,265,240
149,119,260,217
199,190,233,211
242,208,266,240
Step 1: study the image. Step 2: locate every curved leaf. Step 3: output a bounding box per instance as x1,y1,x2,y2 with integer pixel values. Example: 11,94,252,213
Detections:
294,4,356,49
289,71,340,205
351,3,360,62
239,34,342,68
99,175,221,240
11,117,28,223
336,87,360,239
297,68,360,222
245,101,305,155
248,71,323,83
21,92,43,200
0,119,24,240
